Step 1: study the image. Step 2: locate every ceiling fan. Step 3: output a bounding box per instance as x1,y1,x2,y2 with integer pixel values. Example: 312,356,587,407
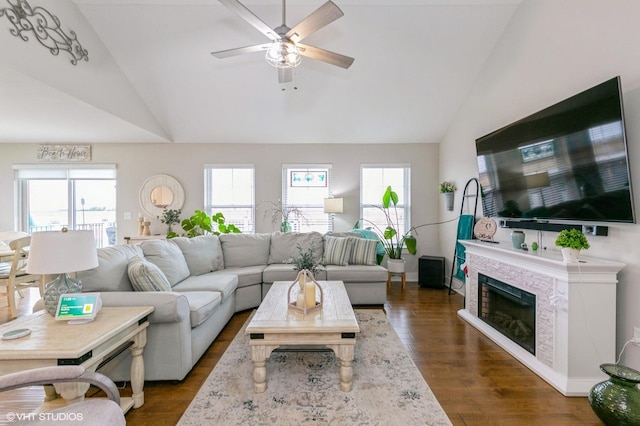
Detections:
211,0,354,83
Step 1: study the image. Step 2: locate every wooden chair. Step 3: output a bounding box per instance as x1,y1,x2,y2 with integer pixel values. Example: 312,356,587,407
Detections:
0,236,44,318
0,366,125,425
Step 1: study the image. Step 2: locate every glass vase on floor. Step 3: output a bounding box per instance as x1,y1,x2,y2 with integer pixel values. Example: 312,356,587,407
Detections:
589,363,640,425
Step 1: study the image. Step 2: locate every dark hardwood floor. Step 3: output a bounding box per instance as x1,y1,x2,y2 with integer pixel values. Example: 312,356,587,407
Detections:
1,283,602,425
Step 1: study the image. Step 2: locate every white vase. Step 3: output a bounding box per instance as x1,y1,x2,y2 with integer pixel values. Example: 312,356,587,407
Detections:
387,258,405,273
561,247,580,262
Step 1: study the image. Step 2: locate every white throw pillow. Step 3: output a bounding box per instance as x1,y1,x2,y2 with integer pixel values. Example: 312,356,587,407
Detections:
127,256,172,292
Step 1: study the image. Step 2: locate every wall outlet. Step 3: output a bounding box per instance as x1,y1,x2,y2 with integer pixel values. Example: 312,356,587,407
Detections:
634,327,640,345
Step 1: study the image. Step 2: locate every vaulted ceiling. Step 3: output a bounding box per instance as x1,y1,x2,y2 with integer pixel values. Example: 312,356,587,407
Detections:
0,0,522,144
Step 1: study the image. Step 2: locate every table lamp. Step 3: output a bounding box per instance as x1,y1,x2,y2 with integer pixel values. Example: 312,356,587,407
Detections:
27,228,99,316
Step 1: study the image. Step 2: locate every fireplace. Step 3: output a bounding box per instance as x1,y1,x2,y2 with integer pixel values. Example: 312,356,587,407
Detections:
477,273,536,355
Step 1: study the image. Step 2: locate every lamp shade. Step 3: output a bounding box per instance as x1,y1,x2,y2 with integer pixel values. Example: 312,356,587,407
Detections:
324,197,344,214
27,229,99,274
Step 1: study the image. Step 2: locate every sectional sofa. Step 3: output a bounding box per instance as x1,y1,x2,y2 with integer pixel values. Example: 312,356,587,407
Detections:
77,231,387,382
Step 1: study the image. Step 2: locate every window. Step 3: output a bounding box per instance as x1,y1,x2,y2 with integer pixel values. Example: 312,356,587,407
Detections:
14,165,117,248
360,165,411,237
282,165,333,233
205,165,255,233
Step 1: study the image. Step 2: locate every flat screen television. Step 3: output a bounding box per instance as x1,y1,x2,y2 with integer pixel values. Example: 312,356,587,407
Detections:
475,76,636,225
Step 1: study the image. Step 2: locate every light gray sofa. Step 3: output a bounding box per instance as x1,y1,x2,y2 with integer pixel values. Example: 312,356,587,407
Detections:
77,231,387,382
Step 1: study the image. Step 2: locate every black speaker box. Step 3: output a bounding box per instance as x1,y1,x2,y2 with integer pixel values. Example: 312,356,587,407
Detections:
419,256,445,289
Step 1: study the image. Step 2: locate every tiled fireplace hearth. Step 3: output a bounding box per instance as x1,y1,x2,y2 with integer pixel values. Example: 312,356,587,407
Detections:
458,240,625,396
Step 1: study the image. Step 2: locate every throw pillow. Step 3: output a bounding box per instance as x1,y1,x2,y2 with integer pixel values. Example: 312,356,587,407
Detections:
127,256,172,292
349,238,379,266
323,236,354,266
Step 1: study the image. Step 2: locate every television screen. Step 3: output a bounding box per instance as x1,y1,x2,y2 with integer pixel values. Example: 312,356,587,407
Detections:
476,77,635,224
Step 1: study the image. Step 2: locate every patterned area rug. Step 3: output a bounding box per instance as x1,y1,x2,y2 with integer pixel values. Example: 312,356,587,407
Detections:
179,309,451,425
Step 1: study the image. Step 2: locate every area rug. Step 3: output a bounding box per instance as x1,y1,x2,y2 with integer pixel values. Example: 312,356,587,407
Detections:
178,309,451,425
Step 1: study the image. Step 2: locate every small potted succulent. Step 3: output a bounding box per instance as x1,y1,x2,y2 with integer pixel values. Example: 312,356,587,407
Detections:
555,228,590,262
439,181,457,211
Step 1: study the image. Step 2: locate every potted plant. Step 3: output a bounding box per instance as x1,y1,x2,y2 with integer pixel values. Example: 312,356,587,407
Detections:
555,228,590,262
292,243,323,277
167,210,241,239
359,186,426,273
262,200,308,233
440,181,457,211
158,208,181,233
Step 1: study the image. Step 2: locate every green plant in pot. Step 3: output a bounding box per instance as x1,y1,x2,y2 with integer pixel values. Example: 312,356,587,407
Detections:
292,243,323,278
555,228,590,262
358,186,426,272
158,208,181,233
439,181,456,211
167,210,241,239
262,200,308,233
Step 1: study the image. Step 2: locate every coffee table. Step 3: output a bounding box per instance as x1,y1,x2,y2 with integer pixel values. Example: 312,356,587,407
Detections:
246,280,360,393
0,306,153,412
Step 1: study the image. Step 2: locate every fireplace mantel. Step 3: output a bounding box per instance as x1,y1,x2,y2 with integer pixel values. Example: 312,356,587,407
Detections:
458,240,625,396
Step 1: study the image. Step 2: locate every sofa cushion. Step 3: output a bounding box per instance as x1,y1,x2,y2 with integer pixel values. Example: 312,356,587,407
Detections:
219,233,271,268
324,264,388,282
323,236,354,266
170,235,224,275
172,274,238,302
211,266,265,288
180,291,221,327
263,263,328,283
127,256,172,292
78,244,143,292
140,239,190,286
349,238,378,266
267,231,324,264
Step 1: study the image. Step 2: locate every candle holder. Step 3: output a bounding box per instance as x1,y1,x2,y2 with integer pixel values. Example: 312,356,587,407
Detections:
288,270,323,315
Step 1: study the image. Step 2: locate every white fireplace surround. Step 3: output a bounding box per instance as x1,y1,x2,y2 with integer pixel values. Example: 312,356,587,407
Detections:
458,240,625,396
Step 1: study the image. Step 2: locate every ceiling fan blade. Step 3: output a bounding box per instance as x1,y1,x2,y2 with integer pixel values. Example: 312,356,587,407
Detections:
211,43,271,59
278,68,293,84
285,1,344,43
218,0,279,41
297,43,354,69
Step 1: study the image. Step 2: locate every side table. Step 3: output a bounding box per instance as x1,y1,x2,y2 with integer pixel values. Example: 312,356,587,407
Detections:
0,306,153,413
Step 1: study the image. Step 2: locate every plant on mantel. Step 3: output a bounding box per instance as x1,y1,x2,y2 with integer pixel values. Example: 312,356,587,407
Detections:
555,228,590,250
166,210,241,239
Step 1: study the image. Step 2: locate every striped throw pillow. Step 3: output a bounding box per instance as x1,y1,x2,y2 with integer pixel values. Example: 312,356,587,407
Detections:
323,236,354,266
127,256,172,292
349,238,378,266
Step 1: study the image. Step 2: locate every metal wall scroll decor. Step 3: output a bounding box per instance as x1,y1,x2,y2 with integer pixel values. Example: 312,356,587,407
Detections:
0,0,88,65
37,145,91,162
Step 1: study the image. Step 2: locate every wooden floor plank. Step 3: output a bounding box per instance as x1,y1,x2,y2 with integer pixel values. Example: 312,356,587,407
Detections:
0,284,602,425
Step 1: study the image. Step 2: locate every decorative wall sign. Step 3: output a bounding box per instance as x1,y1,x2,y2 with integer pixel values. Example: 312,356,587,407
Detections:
0,0,89,65
37,145,91,161
290,170,328,187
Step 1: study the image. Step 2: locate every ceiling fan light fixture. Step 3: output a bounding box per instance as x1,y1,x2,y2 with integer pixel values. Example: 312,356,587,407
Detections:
265,40,301,68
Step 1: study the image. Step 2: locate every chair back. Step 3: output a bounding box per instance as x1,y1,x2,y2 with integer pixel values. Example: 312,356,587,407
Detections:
0,231,28,244
8,236,31,278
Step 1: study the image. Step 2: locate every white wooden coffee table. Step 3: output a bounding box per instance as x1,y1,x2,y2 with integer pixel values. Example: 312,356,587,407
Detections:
246,280,360,393
0,306,153,412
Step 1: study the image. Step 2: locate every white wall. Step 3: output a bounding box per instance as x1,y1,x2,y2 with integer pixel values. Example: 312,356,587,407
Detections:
0,142,440,276
439,0,640,368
